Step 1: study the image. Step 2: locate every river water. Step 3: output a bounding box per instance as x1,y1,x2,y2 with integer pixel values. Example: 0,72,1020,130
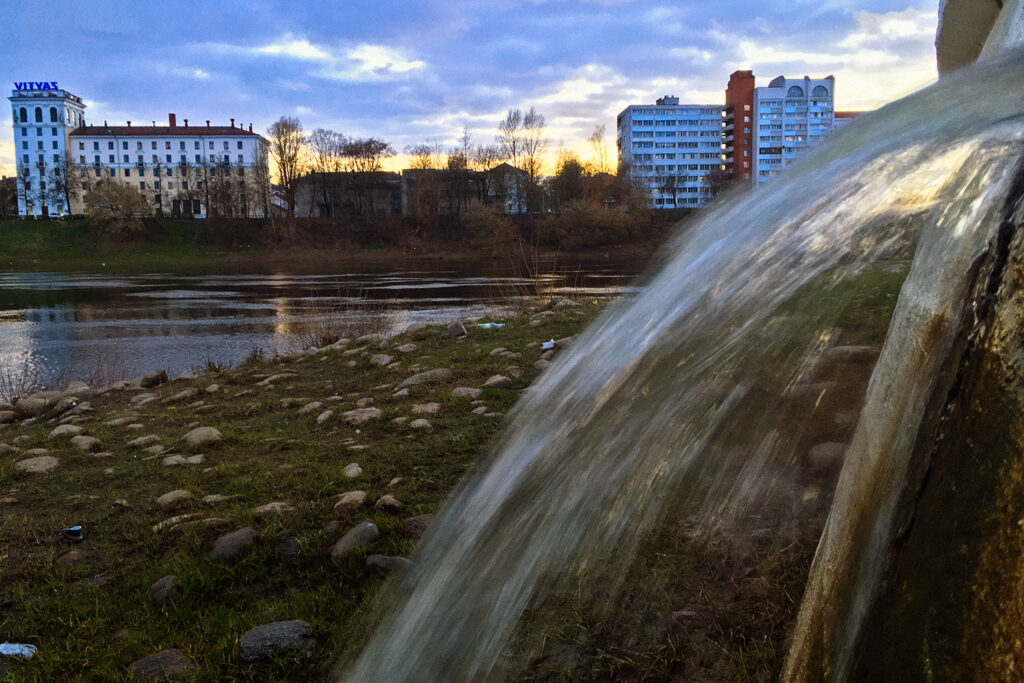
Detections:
0,260,640,393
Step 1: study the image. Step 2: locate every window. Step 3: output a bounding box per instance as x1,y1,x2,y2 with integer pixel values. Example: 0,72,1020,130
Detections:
237,154,243,163
22,154,28,164
78,141,84,150
179,141,185,150
180,155,186,162
51,127,56,136
812,85,829,97
151,141,157,150
139,168,145,177
21,141,27,150
123,154,129,162
122,141,128,150
743,151,750,157
136,141,142,150
221,141,228,150
167,168,172,177
152,154,158,163
51,141,58,150
237,141,243,149
194,141,200,149
165,141,171,149
18,107,26,122
137,155,143,163
95,168,101,177
79,155,85,164
107,141,113,150
208,141,214,149
94,155,100,163
21,127,26,136
36,141,42,150
109,154,114,162
195,154,201,163
139,182,145,190
36,127,42,136
787,86,805,98
166,154,171,163
34,107,42,122
154,181,161,190
49,107,57,122
124,168,130,177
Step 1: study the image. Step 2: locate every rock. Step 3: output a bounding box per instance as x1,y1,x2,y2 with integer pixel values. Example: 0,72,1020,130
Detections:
534,359,553,371
183,426,222,446
396,343,417,353
316,409,334,425
807,442,847,472
356,397,375,408
444,320,468,337
279,397,309,408
553,298,580,309
135,396,158,407
209,527,257,560
556,336,575,348
152,513,204,533
0,410,16,424
529,310,557,326
203,494,229,504
403,514,434,538
540,349,554,360
55,549,86,566
205,384,220,393
375,495,403,511
0,496,17,506
452,387,482,399
370,353,394,367
821,345,880,364
156,489,192,509
483,412,502,418
64,381,91,395
149,575,177,601
367,554,413,572
144,445,167,455
483,374,512,389
297,401,323,415
391,417,408,425
388,477,404,487
239,620,314,663
22,446,47,455
105,417,134,427
126,423,145,431
334,490,367,511
356,332,383,343
128,649,196,679
411,402,440,415
254,501,295,517
49,424,83,439
129,393,157,406
14,397,48,417
140,370,169,388
127,435,161,448
277,531,301,557
342,407,381,426
52,396,80,414
255,373,295,387
0,443,19,455
392,388,410,398
15,455,59,474
371,383,393,391
504,365,523,379
162,388,197,403
471,406,488,415
330,522,380,557
343,463,363,478
410,418,431,429
397,368,452,389
489,347,507,356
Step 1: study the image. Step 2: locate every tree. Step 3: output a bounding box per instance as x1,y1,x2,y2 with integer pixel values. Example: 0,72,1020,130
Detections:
86,180,149,234
0,176,17,219
46,151,78,216
472,144,503,172
306,128,346,217
496,109,524,213
266,116,306,219
406,139,443,170
587,124,611,175
521,107,546,211
703,166,733,202
496,106,546,213
342,138,395,216
548,148,587,211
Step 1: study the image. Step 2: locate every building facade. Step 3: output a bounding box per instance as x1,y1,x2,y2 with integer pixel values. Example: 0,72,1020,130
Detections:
9,82,86,217
751,76,836,186
616,96,726,209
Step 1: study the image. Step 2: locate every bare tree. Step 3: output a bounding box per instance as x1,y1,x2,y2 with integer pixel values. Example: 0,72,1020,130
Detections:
306,128,347,217
46,151,78,216
549,148,587,211
406,139,443,170
266,116,307,219
496,109,524,212
588,124,611,175
86,180,149,234
472,144,502,172
342,137,395,215
521,107,546,212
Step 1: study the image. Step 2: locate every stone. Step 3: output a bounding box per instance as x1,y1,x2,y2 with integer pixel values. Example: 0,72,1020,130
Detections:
126,423,145,430
540,349,554,360
397,367,452,389
396,343,417,353
366,554,413,572
239,620,314,663
0,496,17,506
15,455,59,474
139,370,169,388
183,426,222,446
152,513,203,533
553,298,580,309
55,549,86,566
128,649,195,679
255,373,295,387
209,527,257,560
162,388,197,403
149,575,177,601
342,407,381,426
483,374,512,388
316,409,334,425
388,477,404,487
343,463,363,478
556,336,575,348
452,387,482,399
130,393,157,406
127,435,161,448
254,501,295,517
64,381,91,394
391,417,408,425
403,514,434,538
23,446,47,455
13,397,48,417
489,347,508,356
444,320,468,337
277,531,301,557
144,445,167,455
371,383,393,391
504,366,523,379
330,522,379,557
334,490,368,511
356,397,375,408
105,417,134,427
205,383,220,393
411,402,440,415
135,396,158,407
156,489,192,509
279,397,309,408
375,494,403,511
472,406,488,415
0,410,16,424
534,359,553,371
49,424,83,439
356,333,383,343
410,418,431,429
392,388,410,398
0,443,19,456
370,353,394,367
297,401,323,415
203,494,229,504
807,442,847,472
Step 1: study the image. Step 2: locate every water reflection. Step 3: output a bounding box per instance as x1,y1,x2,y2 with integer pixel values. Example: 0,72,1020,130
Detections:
0,262,640,390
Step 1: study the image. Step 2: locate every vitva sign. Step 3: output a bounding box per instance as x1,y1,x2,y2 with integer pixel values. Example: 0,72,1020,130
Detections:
14,81,59,90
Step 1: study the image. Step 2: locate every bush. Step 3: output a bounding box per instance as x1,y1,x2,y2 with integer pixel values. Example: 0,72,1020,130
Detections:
463,205,520,255
535,201,638,250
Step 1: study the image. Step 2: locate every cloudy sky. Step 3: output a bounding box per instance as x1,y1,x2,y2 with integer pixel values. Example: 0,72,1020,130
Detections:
2,0,940,177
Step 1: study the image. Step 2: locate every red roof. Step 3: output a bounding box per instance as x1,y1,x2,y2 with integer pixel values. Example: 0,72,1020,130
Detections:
70,125,259,137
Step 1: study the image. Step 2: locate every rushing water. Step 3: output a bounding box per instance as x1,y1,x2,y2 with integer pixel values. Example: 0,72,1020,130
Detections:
344,51,1024,681
0,263,638,393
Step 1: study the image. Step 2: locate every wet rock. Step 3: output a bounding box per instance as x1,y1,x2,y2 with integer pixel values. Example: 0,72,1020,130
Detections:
49,424,83,439
410,418,431,429
370,353,394,367
209,527,257,560
343,463,363,478
128,649,195,679
396,343,417,353
444,320,468,337
15,455,59,474
403,514,434,538
375,494,403,511
239,620,313,663
330,522,379,557
183,426,222,446
156,489,192,509
398,368,452,389
140,370,169,388
334,490,367,511
342,407,381,425
483,374,512,389
254,501,295,517
162,388,197,403
452,387,482,399
411,402,440,415
127,435,161,448
316,409,334,425
297,401,323,415
149,575,177,601
366,554,412,572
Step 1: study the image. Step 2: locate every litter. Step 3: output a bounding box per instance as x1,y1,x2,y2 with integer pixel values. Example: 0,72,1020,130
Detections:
477,323,505,329
0,643,37,658
541,339,555,350
60,525,84,543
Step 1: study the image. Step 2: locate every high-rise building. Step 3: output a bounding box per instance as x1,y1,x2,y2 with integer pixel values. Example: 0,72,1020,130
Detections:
751,76,837,186
9,82,86,217
616,96,727,209
724,70,755,186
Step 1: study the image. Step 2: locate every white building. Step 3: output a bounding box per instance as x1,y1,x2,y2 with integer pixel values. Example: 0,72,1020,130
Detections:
9,82,86,217
616,96,727,209
751,76,836,185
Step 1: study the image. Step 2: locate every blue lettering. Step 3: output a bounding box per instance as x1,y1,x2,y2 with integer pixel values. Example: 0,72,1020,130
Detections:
50,82,58,89
14,82,25,89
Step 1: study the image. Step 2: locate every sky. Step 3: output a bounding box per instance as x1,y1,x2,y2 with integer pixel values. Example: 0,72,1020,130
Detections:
1,0,941,178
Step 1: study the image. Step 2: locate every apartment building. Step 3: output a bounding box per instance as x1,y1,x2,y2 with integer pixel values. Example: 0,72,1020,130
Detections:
751,76,837,185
